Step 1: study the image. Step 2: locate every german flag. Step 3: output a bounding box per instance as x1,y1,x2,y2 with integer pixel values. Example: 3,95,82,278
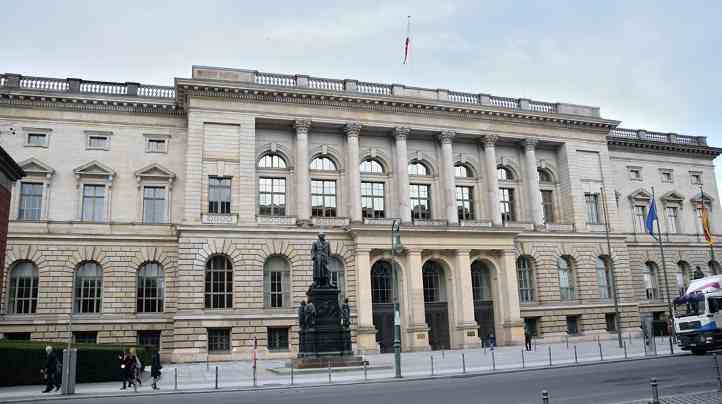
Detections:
699,201,714,246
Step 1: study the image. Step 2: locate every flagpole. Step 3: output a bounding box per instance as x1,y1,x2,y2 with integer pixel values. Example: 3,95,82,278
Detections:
600,186,623,348
651,186,675,354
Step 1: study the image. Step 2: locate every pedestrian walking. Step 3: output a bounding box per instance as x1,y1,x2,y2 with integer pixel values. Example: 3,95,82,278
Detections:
488,333,496,351
130,348,142,389
150,350,162,390
524,325,533,351
119,351,136,391
41,346,61,393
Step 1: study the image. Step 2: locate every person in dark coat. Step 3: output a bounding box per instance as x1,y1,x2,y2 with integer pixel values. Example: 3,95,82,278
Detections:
119,351,136,390
150,350,162,390
42,346,61,393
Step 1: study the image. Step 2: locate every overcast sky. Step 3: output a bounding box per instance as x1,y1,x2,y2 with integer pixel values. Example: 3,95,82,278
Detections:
2,0,721,190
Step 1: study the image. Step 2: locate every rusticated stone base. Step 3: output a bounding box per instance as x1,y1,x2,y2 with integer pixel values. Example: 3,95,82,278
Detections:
289,355,366,369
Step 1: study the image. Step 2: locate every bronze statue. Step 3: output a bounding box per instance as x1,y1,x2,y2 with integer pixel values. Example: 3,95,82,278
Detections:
311,232,331,287
341,298,350,329
304,301,317,329
694,266,705,280
298,300,307,330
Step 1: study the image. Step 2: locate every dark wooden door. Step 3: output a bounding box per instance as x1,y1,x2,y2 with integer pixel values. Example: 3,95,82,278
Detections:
474,300,494,342
425,302,450,350
372,303,394,353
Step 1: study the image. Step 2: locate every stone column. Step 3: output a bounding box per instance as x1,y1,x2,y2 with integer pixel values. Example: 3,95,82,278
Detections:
523,138,544,226
482,135,501,226
453,250,481,348
355,249,378,353
493,250,524,345
346,123,362,223
404,250,430,351
294,119,311,223
439,130,458,225
395,127,412,223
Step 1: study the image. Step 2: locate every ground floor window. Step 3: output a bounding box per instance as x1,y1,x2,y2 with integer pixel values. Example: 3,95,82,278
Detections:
524,317,539,336
566,316,580,335
208,328,231,353
267,327,289,351
73,331,98,344
137,330,161,349
605,313,617,332
3,332,31,341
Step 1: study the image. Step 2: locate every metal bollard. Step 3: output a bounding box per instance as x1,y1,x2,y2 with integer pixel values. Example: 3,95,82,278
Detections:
548,346,552,367
565,334,569,349
573,345,578,364
215,366,218,389
174,367,178,390
521,349,525,369
599,342,603,361
328,361,332,384
650,378,660,404
491,350,496,371
252,364,257,387
430,356,435,376
714,353,722,392
290,365,294,385
623,341,628,359
461,353,466,374
541,390,550,404
442,350,445,359
363,361,368,381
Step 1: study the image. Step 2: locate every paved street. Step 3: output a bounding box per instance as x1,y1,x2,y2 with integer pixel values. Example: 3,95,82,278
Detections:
13,355,719,404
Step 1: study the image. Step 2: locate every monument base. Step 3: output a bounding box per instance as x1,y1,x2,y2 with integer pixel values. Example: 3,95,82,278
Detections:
289,355,366,369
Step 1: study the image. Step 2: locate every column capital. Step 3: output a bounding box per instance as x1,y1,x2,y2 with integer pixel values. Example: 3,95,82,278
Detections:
394,127,410,140
481,134,499,147
344,122,362,138
437,130,456,145
453,249,472,256
522,138,538,150
294,119,312,134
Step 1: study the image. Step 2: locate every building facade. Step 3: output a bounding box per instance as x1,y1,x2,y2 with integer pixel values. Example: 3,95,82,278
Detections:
0,67,719,361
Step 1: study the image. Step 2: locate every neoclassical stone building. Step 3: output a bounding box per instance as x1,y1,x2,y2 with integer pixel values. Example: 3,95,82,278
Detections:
0,66,719,362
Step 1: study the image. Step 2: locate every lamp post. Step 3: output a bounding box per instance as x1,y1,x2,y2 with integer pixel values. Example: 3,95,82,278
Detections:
391,219,402,378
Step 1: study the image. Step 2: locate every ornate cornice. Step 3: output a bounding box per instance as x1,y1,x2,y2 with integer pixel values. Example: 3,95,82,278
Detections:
437,130,455,145
0,93,182,116
344,122,362,138
394,127,410,140
607,137,722,158
481,134,499,147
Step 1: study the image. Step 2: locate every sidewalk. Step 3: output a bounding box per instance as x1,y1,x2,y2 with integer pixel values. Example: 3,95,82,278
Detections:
622,390,720,404
0,335,680,402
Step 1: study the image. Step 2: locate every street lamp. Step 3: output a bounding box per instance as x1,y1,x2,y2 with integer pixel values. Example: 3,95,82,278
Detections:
391,219,402,378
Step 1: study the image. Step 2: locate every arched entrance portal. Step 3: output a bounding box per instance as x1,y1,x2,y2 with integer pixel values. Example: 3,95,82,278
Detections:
371,260,394,353
471,260,495,342
423,260,450,350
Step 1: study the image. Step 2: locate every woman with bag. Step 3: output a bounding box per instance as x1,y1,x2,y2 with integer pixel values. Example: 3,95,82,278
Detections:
150,350,162,390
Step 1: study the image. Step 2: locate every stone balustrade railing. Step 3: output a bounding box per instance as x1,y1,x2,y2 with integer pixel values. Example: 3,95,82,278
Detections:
609,128,707,146
0,73,175,99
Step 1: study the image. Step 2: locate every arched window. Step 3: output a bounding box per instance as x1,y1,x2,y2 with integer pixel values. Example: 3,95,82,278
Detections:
497,166,513,181
74,261,102,313
454,164,471,178
596,257,612,299
328,256,345,302
558,257,575,301
205,255,233,309
310,156,337,171
360,159,384,174
408,161,429,176
264,256,290,308
517,257,534,303
371,261,393,304
643,262,660,300
258,153,287,169
537,168,553,183
422,261,446,303
677,261,690,296
471,261,491,301
8,261,38,314
137,261,164,313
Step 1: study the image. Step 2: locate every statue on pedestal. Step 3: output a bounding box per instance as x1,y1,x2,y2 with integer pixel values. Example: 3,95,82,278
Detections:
341,298,350,329
311,232,331,288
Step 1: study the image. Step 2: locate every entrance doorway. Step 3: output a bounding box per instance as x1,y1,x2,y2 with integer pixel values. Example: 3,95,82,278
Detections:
423,260,450,350
471,260,495,343
371,260,394,353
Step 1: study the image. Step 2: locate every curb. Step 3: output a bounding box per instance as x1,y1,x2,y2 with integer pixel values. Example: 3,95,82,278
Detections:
0,352,687,403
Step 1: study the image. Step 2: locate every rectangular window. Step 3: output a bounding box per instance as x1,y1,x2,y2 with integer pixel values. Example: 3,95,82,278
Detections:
666,207,679,234
499,188,515,223
18,182,43,221
456,186,474,221
137,330,161,349
361,182,385,219
258,178,286,216
87,135,109,150
410,184,431,220
207,328,231,353
143,186,166,224
26,133,48,147
73,331,98,344
81,184,105,222
270,271,285,308
566,316,579,335
146,138,167,153
208,177,231,214
634,205,647,234
267,327,289,351
541,190,554,223
584,193,600,224
4,332,31,340
605,313,617,332
524,318,539,337
661,171,673,183
311,180,337,217
690,172,702,185
629,168,641,180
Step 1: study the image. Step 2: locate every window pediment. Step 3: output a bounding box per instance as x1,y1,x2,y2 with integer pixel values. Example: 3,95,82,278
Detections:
628,188,652,202
74,160,115,177
660,191,685,205
18,158,54,178
135,163,176,182
691,191,714,204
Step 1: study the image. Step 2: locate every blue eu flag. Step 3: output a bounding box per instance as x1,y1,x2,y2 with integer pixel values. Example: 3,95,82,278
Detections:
645,198,658,238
